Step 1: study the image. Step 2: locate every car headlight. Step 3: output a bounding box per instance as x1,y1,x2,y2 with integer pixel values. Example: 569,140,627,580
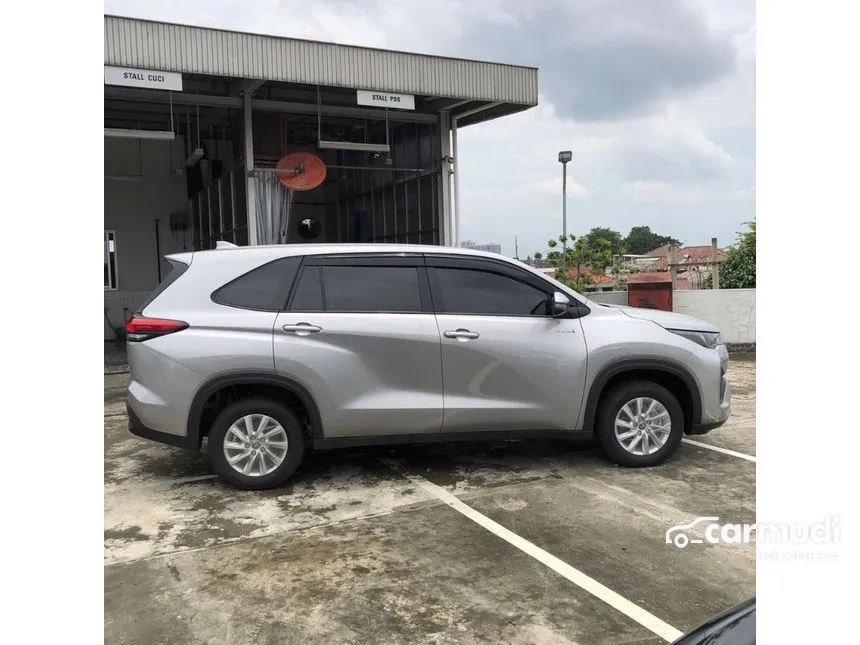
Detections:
667,328,722,349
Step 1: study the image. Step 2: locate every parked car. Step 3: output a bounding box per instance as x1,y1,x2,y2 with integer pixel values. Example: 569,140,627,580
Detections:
125,244,731,490
672,598,755,645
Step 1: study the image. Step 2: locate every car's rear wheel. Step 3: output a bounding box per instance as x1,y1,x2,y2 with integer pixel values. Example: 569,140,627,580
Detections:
207,398,305,490
595,380,684,467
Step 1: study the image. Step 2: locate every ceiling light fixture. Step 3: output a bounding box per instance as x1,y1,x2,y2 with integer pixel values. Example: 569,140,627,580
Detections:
105,128,176,141
317,140,390,153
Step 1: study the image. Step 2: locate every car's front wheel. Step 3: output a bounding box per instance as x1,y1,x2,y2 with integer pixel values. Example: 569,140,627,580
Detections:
207,398,306,490
595,380,684,467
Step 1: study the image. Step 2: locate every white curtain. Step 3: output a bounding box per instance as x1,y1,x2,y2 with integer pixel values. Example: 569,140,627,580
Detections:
254,173,295,244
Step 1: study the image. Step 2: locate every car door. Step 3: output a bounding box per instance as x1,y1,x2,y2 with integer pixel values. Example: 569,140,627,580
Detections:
426,255,588,434
273,253,444,439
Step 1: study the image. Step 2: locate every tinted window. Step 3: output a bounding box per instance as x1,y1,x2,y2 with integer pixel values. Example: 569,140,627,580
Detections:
212,256,300,311
290,266,324,311
323,266,422,312
432,268,549,316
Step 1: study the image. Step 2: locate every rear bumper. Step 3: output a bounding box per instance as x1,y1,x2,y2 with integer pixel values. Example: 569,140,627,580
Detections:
127,403,199,451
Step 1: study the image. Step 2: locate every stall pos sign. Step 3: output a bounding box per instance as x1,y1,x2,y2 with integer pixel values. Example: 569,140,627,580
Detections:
104,66,183,92
356,90,415,111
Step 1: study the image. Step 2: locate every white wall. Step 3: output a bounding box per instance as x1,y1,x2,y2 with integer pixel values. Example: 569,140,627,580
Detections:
105,137,190,337
587,291,627,306
105,137,190,289
586,289,756,343
674,289,756,344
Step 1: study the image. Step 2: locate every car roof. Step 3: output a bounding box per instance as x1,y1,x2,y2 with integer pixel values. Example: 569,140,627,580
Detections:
171,243,510,263
164,242,593,308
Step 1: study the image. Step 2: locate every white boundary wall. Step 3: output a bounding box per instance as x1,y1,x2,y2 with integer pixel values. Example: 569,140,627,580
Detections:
587,290,756,344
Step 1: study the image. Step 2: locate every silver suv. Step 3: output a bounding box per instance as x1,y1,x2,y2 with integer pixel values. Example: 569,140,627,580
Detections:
126,244,731,490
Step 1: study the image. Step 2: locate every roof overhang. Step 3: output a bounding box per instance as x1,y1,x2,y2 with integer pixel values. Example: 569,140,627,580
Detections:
104,15,538,127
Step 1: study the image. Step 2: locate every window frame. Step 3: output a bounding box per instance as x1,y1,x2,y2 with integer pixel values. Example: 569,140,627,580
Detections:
286,253,433,314
425,255,557,318
104,230,119,291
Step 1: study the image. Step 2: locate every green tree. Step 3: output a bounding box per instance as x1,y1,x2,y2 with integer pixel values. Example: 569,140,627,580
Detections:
623,226,682,255
582,227,625,257
533,251,543,261
719,221,756,289
542,234,614,292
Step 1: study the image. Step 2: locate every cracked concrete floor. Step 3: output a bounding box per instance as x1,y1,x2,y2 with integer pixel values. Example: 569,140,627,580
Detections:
105,359,755,644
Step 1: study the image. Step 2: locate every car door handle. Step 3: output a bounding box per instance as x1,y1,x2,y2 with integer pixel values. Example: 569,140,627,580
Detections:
444,328,480,340
282,323,323,336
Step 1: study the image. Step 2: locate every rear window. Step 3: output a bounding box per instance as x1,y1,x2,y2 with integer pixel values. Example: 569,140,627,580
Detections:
138,259,189,312
212,256,302,311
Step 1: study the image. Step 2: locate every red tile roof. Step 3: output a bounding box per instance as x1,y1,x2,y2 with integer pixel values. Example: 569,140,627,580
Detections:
566,267,615,284
677,246,728,263
642,244,727,270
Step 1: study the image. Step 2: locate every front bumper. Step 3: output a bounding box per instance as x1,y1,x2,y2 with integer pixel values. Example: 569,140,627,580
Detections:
688,346,732,435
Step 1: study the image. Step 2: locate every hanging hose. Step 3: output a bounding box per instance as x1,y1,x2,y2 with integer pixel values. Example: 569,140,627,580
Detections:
104,308,117,342
279,189,295,243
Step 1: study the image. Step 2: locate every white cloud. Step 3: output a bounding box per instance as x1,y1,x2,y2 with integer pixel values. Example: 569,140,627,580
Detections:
627,181,711,204
104,0,755,256
518,177,590,200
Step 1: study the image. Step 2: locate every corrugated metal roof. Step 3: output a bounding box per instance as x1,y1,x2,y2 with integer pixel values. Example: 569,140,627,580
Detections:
104,15,538,106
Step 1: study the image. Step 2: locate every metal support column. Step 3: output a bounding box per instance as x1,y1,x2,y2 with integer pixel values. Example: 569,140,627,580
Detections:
562,162,568,251
243,91,258,246
711,237,720,289
438,111,452,246
450,102,502,248
451,121,460,247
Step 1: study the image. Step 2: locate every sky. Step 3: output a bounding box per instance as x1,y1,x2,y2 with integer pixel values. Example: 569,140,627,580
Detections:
105,0,756,258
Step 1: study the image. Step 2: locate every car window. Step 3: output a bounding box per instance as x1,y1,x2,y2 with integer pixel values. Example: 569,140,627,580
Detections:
323,266,422,312
289,264,423,313
290,266,324,311
432,267,549,316
211,256,301,311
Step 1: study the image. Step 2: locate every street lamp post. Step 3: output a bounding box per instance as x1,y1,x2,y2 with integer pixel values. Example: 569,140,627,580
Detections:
558,150,572,252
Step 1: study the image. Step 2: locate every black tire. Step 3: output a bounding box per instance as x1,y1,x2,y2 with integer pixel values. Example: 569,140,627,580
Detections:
207,398,305,490
595,380,684,467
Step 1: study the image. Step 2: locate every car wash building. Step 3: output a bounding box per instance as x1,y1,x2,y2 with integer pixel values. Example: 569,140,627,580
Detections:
104,15,538,341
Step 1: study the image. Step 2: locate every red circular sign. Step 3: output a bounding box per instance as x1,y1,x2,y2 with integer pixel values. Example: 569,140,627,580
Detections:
275,153,327,191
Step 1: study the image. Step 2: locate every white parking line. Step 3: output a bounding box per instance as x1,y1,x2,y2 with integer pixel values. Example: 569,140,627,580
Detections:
381,458,684,643
682,438,756,463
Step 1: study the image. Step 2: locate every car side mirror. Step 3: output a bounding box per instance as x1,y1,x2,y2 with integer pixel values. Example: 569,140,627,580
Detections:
552,291,571,317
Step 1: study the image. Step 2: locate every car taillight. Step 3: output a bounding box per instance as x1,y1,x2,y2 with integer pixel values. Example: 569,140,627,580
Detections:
125,316,188,342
